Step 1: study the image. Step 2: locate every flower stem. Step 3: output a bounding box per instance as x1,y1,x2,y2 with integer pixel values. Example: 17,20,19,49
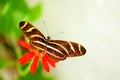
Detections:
17,62,31,76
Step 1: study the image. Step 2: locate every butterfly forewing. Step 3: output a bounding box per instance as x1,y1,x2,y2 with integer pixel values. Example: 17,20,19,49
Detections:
19,21,46,40
19,21,86,61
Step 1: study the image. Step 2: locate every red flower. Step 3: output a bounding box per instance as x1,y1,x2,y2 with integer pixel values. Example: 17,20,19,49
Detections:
18,36,59,74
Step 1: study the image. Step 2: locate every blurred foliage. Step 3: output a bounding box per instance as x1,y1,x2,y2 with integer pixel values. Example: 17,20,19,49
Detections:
0,0,42,37
18,64,55,80
0,59,11,69
0,0,56,80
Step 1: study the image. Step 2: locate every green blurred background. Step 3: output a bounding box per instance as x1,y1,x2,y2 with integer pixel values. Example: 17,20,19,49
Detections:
0,0,56,80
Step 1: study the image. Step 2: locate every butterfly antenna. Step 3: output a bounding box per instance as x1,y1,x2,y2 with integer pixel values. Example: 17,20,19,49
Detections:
42,20,50,37
51,32,65,38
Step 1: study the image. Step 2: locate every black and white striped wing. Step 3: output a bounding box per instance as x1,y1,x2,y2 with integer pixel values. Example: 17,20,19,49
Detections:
30,39,67,60
47,40,86,60
19,21,46,41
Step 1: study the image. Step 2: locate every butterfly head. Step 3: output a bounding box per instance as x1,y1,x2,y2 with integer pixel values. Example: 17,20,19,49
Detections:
45,36,51,45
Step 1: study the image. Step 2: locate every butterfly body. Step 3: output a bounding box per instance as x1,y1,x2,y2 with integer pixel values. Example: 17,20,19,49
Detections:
19,21,86,60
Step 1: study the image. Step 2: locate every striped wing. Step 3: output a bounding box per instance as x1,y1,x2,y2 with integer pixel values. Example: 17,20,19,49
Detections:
47,40,86,60
30,39,67,60
19,21,46,41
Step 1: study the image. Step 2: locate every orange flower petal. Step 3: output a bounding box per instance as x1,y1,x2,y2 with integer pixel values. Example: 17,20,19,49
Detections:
30,55,39,74
42,55,50,72
19,40,33,49
18,52,34,64
18,36,33,49
44,54,58,68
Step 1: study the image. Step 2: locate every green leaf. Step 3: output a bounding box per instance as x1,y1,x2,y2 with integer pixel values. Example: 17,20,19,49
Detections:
9,0,30,14
0,14,14,35
0,0,6,12
28,3,42,21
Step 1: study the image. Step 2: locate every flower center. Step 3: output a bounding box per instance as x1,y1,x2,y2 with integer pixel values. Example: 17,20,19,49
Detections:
34,49,41,57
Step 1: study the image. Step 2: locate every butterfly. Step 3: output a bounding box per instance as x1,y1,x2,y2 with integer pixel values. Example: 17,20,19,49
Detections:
19,21,86,60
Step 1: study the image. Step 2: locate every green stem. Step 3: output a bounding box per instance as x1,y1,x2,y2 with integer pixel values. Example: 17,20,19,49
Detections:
17,62,31,76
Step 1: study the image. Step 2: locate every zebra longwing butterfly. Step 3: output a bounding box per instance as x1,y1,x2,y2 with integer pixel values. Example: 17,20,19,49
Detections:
19,21,86,60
